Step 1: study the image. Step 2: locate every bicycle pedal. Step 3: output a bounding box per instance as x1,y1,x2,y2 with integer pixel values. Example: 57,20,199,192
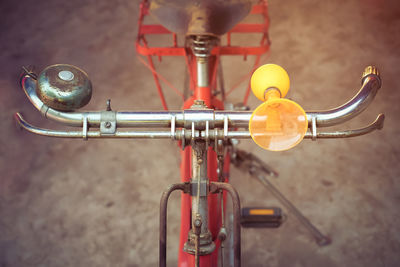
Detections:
241,207,283,228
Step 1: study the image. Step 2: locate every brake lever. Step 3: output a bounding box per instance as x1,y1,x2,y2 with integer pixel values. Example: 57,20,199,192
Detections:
305,113,384,140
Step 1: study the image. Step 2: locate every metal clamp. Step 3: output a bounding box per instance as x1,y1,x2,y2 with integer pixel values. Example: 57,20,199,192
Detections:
170,115,176,140
311,116,317,141
181,128,186,150
223,115,228,141
183,108,215,130
205,120,209,148
190,180,208,197
100,110,117,135
82,115,88,141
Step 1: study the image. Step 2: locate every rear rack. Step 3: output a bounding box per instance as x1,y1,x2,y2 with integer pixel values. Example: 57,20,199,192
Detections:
136,0,270,57
136,0,271,108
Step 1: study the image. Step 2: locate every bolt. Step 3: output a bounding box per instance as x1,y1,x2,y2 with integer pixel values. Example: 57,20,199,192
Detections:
105,122,112,128
194,100,205,106
194,219,202,228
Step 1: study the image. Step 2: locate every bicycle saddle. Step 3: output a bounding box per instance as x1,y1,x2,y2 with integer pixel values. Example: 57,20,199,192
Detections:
149,0,252,36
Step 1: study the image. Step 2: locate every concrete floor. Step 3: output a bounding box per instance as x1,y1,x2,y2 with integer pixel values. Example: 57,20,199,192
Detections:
1,0,400,266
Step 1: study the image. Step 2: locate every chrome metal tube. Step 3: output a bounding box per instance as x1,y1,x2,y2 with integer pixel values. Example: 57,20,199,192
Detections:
306,75,381,127
20,72,381,129
116,112,182,127
304,113,384,139
21,76,45,112
114,111,251,128
16,110,383,140
214,112,251,128
197,58,209,87
20,76,252,128
15,113,253,139
21,75,99,127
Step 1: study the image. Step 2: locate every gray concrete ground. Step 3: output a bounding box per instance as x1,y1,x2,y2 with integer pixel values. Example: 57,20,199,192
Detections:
1,0,400,266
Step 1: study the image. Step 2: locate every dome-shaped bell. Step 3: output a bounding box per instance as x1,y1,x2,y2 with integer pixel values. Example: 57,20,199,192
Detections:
36,64,92,111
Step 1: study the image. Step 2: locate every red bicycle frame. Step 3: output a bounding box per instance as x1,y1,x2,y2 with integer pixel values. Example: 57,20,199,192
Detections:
136,1,270,266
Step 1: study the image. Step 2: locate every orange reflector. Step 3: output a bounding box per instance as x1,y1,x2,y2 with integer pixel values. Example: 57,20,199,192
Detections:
249,209,275,215
249,98,308,151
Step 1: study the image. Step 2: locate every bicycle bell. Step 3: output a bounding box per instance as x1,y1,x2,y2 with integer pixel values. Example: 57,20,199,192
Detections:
36,64,92,111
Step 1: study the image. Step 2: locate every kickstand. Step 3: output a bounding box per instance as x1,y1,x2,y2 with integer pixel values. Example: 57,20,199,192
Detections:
232,149,331,246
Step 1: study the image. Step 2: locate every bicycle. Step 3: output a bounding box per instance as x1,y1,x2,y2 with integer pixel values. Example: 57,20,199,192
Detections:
14,0,384,266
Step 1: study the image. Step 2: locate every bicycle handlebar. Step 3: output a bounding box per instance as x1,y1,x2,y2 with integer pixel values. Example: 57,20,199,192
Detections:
306,66,381,127
15,66,384,141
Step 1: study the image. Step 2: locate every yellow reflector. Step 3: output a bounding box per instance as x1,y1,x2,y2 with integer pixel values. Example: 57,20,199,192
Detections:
249,209,275,215
249,98,308,151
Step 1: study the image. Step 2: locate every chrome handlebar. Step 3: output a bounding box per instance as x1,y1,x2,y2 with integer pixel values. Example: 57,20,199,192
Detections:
15,66,384,142
307,66,381,127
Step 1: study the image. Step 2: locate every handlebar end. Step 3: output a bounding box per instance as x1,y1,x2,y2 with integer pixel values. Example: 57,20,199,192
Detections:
376,113,385,130
14,112,24,131
362,66,381,87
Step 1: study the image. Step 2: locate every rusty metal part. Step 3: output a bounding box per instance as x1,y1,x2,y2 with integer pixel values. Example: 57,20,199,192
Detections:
183,228,215,256
218,189,227,266
36,64,92,111
149,0,252,36
159,182,190,267
184,140,216,256
194,214,202,267
189,35,217,58
217,155,225,182
209,182,241,267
